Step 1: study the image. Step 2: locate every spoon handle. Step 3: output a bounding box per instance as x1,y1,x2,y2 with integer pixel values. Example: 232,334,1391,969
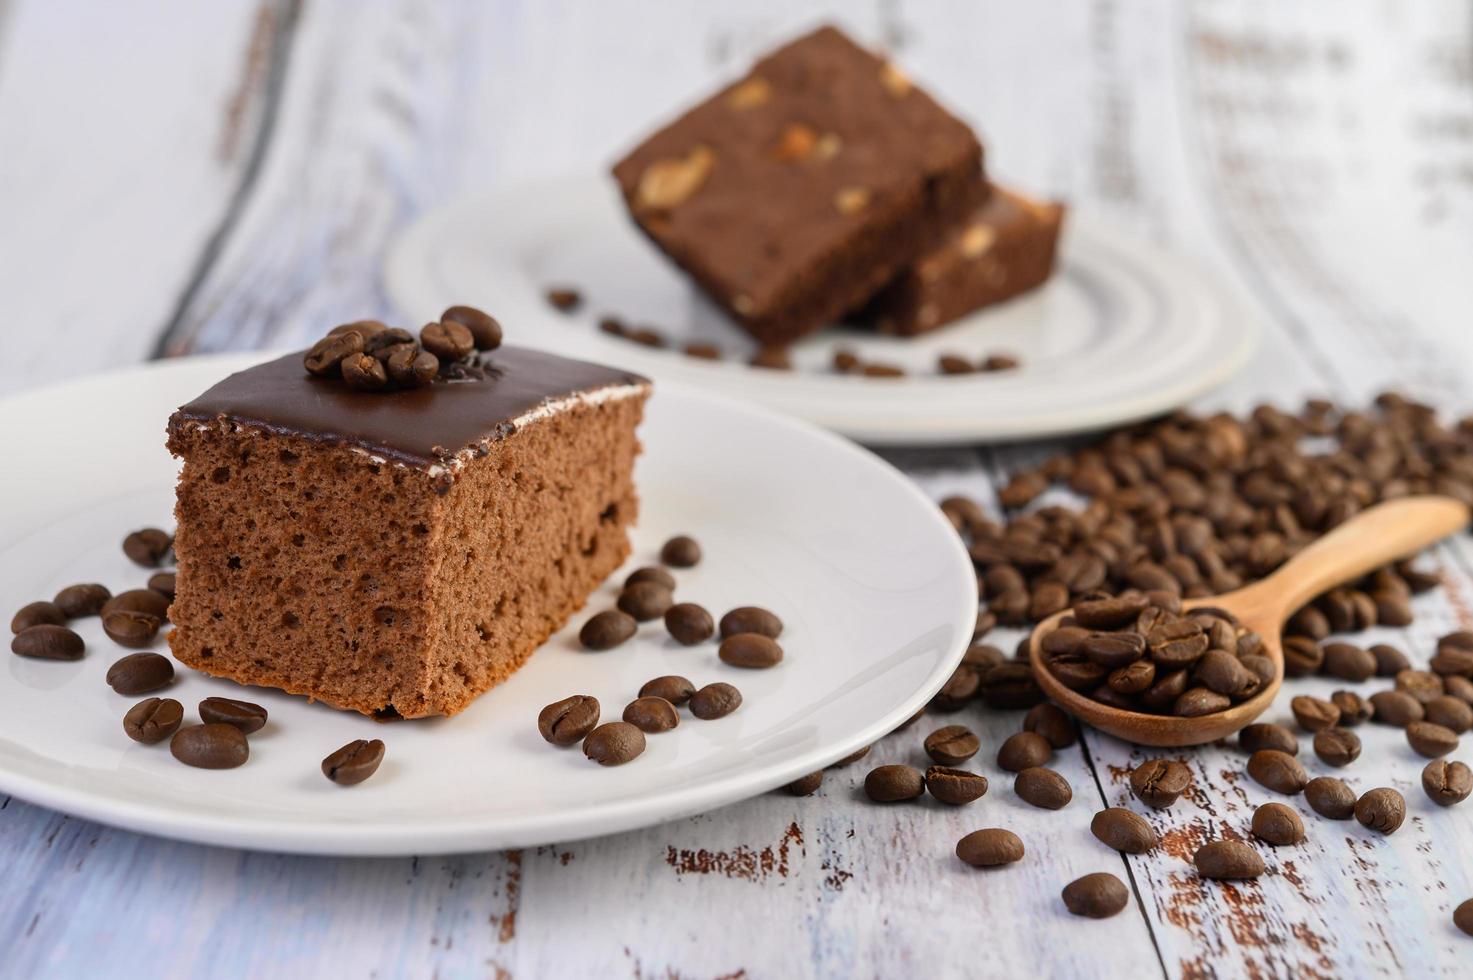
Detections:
1234,495,1469,622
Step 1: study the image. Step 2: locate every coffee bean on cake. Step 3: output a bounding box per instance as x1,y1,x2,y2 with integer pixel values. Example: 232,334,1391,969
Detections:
341,353,389,390
122,528,172,568
199,697,268,734
105,652,174,695
581,610,637,651
385,346,440,387
441,306,503,351
1305,776,1357,819
1090,808,1157,854
538,695,601,746
53,583,111,618
123,697,184,744
1422,760,1472,807
925,766,988,805
623,696,680,733
1062,873,1129,918
419,321,475,361
1354,787,1406,834
583,722,645,765
719,606,782,640
11,624,84,660
639,676,695,706
689,682,741,719
664,603,714,645
1014,767,1072,809
10,601,64,634
170,724,249,769
718,634,783,668
660,535,701,568
322,739,386,785
618,582,674,621
864,764,925,803
1195,840,1265,880
956,829,1024,868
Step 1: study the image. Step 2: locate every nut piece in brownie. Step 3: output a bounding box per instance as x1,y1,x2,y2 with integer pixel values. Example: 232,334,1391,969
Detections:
611,24,985,347
165,312,651,719
859,185,1065,335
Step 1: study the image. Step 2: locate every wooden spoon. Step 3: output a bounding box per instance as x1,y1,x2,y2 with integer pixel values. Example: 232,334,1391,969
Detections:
1028,495,1470,747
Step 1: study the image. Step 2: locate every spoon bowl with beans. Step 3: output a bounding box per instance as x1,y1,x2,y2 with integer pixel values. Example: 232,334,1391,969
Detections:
1028,496,1470,746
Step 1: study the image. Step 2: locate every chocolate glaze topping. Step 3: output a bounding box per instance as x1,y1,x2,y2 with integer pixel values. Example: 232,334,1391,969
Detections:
170,345,649,471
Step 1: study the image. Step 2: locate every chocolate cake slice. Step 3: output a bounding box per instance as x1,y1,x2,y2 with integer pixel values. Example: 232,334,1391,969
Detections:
166,343,650,718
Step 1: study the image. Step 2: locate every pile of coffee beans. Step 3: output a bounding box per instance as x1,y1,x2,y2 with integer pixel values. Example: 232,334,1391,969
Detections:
538,674,742,767
302,305,503,392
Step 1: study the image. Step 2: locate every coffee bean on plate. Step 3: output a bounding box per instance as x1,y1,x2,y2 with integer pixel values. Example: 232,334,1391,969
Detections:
1062,873,1129,918
1313,728,1361,768
1424,695,1473,733
1305,776,1357,819
956,828,1024,868
926,766,988,805
618,582,673,622
660,535,701,568
997,731,1052,772
623,696,680,733
102,611,160,649
1369,690,1424,727
323,739,386,785
104,588,171,620
1239,723,1298,756
1091,808,1157,853
924,725,980,766
11,624,85,660
11,601,64,634
624,566,676,591
147,572,177,600
639,676,694,706
1251,802,1305,846
1014,767,1072,809
199,697,268,734
52,583,111,618
441,305,502,350
1330,690,1374,727
170,723,249,769
1421,760,1471,807
1023,703,1076,748
689,682,741,719
785,771,824,796
123,697,183,744
538,695,600,745
1354,787,1406,834
719,606,782,640
664,603,714,645
1247,749,1308,794
583,722,645,765
106,652,174,695
864,764,924,803
1130,759,1193,809
122,528,172,568
1195,840,1265,880
1291,695,1340,732
580,610,637,650
718,634,783,669
1406,721,1459,758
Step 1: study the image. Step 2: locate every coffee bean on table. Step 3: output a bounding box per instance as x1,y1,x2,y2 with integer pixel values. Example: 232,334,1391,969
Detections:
719,606,783,640
322,739,386,785
1130,759,1193,809
864,764,924,803
924,725,980,766
930,665,980,710
1252,802,1305,846
1369,690,1424,727
1061,872,1129,918
623,696,680,733
1313,728,1361,767
1291,695,1341,732
625,566,676,590
1354,787,1406,834
1457,899,1473,938
170,723,249,769
199,697,268,734
1448,675,1473,706
1322,642,1376,682
618,582,674,622
1305,776,1357,819
785,771,824,796
956,828,1024,868
123,697,183,744
123,528,172,568
11,601,65,634
979,662,1045,709
718,634,783,669
11,624,85,660
53,583,111,618
1421,760,1472,807
639,675,694,706
1406,721,1459,758
1424,695,1473,734
1195,840,1265,880
1397,669,1445,704
106,652,174,695
146,572,177,600
580,610,637,650
925,766,988,805
104,588,171,620
583,722,645,765
997,731,1052,772
1014,767,1072,809
689,682,741,719
1371,643,1411,677
664,603,714,645
441,305,503,350
538,694,600,745
1091,808,1157,853
1023,703,1076,748
1330,690,1374,727
1283,637,1324,677
1247,749,1308,794
660,535,701,568
1239,723,1299,756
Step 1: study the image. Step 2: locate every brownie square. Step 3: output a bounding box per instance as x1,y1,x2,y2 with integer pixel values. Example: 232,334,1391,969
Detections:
611,25,985,347
859,185,1065,335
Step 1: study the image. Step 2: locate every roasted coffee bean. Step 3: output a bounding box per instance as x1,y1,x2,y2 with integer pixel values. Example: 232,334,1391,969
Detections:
864,764,925,802
583,722,645,765
1456,899,1473,937
386,346,440,386
104,588,171,620
1014,767,1072,809
327,319,387,341
664,603,714,645
625,566,676,591
1091,807,1157,853
304,332,364,376
441,305,502,350
1313,727,1361,767
170,723,249,769
1041,626,1090,656
1195,840,1265,879
341,352,388,390
1397,669,1445,704
321,738,386,785
930,664,980,710
1286,605,1330,640
1195,649,1255,697
618,582,674,622
1141,669,1189,711
1252,801,1305,846
1029,582,1071,620
10,601,64,634
689,682,741,719
1240,655,1275,687
988,588,1030,625
101,610,159,648
1109,658,1157,695
660,535,701,568
1291,695,1341,732
831,745,872,767
53,583,111,618
1283,636,1324,677
1374,590,1413,626
1023,703,1076,749
11,624,84,660
1406,721,1459,758
1370,690,1424,727
122,528,173,568
1354,787,1406,834
1061,872,1129,918
956,828,1024,867
1073,595,1149,630
538,694,600,745
420,320,475,360
639,675,694,706
579,610,637,650
997,731,1052,772
785,771,824,796
925,766,988,805
972,612,998,641
1422,759,1472,807
1174,687,1230,717
1370,643,1411,677
122,697,183,744
979,662,1044,709
1149,621,1209,668
719,606,782,640
623,696,680,733
1330,690,1374,727
964,642,1007,669
924,724,980,766
1247,749,1308,794
719,633,783,669
1322,642,1376,682
199,697,268,734
751,346,794,370
1306,776,1357,819
1240,723,1298,755
1081,632,1147,669
106,652,174,695
1448,675,1473,705
1424,695,1473,734
146,572,177,601
1047,652,1108,691
1130,759,1193,809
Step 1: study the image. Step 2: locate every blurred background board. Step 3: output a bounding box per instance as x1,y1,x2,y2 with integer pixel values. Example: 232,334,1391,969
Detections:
0,1,1471,976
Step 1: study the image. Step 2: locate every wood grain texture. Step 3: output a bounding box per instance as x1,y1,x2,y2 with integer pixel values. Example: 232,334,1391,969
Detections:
0,0,1471,976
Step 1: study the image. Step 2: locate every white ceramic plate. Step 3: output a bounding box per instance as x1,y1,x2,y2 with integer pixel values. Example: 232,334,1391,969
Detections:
385,176,1259,445
0,354,974,855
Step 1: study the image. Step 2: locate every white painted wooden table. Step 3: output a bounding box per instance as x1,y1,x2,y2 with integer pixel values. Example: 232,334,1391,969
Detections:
2,1,1472,976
